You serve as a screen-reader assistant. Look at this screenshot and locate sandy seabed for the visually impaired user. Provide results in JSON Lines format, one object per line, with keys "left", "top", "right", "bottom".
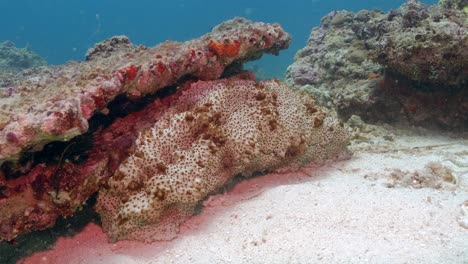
{"left": 20, "top": 126, "right": 468, "bottom": 264}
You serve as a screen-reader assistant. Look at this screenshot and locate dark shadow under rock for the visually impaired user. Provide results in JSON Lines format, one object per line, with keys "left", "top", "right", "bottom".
{"left": 0, "top": 195, "right": 99, "bottom": 264}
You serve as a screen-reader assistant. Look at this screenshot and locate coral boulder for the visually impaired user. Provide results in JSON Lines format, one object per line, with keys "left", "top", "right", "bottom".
{"left": 286, "top": 0, "right": 467, "bottom": 129}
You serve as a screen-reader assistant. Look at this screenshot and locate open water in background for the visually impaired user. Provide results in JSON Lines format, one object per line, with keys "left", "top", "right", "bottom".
{"left": 0, "top": 0, "right": 437, "bottom": 78}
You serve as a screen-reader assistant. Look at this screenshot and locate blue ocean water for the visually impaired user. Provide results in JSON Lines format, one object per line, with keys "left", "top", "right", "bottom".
{"left": 0, "top": 0, "right": 438, "bottom": 77}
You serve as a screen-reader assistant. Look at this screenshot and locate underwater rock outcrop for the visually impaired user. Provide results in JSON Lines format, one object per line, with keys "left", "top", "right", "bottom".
{"left": 286, "top": 0, "right": 467, "bottom": 129}
{"left": 0, "top": 17, "right": 290, "bottom": 166}
{"left": 0, "top": 41, "right": 47, "bottom": 73}
{"left": 96, "top": 74, "right": 349, "bottom": 242}
{"left": 0, "top": 41, "right": 47, "bottom": 88}
{"left": 0, "top": 18, "right": 292, "bottom": 241}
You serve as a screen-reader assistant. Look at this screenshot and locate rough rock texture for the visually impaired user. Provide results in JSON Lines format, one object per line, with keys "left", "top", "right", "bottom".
{"left": 0, "top": 97, "right": 170, "bottom": 241}
{"left": 96, "top": 75, "right": 350, "bottom": 242}
{"left": 286, "top": 0, "right": 467, "bottom": 129}
{"left": 0, "top": 17, "right": 290, "bottom": 165}
{"left": 0, "top": 18, "right": 291, "bottom": 241}
{"left": 0, "top": 41, "right": 47, "bottom": 88}
{"left": 374, "top": 0, "right": 467, "bottom": 86}
{"left": 0, "top": 41, "right": 47, "bottom": 74}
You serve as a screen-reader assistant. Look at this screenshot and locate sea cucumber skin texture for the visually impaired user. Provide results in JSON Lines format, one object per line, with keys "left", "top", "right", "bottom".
{"left": 96, "top": 76, "right": 349, "bottom": 243}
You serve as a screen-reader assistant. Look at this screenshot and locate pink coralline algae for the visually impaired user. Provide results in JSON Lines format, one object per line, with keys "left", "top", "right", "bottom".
{"left": 0, "top": 17, "right": 290, "bottom": 165}
{"left": 0, "top": 98, "right": 170, "bottom": 241}
{"left": 0, "top": 18, "right": 292, "bottom": 241}
{"left": 96, "top": 75, "right": 349, "bottom": 242}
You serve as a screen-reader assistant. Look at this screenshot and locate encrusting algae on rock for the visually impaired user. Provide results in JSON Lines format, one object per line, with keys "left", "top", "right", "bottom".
{"left": 96, "top": 74, "right": 350, "bottom": 242}
{"left": 0, "top": 17, "right": 351, "bottom": 243}
{"left": 286, "top": 0, "right": 467, "bottom": 130}
{"left": 0, "top": 18, "right": 292, "bottom": 241}
{"left": 0, "top": 17, "right": 290, "bottom": 166}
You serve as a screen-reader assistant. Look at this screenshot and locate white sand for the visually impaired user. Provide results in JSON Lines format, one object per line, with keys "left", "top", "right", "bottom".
{"left": 23, "top": 127, "right": 468, "bottom": 264}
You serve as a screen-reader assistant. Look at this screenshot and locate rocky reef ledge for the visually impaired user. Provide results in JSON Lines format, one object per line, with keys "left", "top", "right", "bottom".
{"left": 0, "top": 18, "right": 350, "bottom": 242}
{"left": 0, "top": 41, "right": 47, "bottom": 88}
{"left": 286, "top": 0, "right": 467, "bottom": 130}
{"left": 0, "top": 17, "right": 290, "bottom": 165}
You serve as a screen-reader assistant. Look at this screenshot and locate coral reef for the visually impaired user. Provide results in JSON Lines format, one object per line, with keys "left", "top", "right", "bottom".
{"left": 0, "top": 17, "right": 290, "bottom": 166}
{"left": 374, "top": 0, "right": 467, "bottom": 86}
{"left": 96, "top": 75, "right": 349, "bottom": 242}
{"left": 286, "top": 0, "right": 467, "bottom": 129}
{"left": 0, "top": 41, "right": 46, "bottom": 74}
{"left": 0, "top": 18, "right": 292, "bottom": 241}
{"left": 0, "top": 41, "right": 47, "bottom": 88}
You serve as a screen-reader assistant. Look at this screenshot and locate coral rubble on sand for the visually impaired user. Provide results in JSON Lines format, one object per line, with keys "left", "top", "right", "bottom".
{"left": 286, "top": 0, "right": 467, "bottom": 129}
{"left": 96, "top": 75, "right": 349, "bottom": 242}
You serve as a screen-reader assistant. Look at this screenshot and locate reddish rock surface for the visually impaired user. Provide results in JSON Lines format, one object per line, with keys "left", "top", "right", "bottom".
{"left": 0, "top": 18, "right": 290, "bottom": 241}
{"left": 0, "top": 17, "right": 290, "bottom": 165}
